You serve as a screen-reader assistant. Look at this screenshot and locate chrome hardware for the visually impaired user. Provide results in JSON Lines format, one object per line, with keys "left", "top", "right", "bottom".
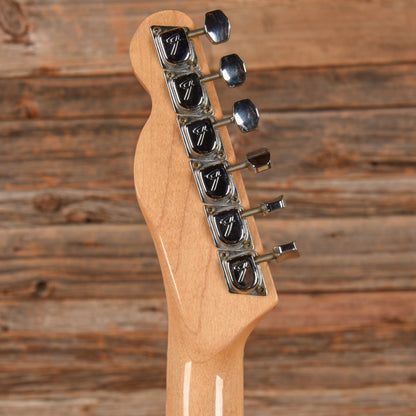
{"left": 212, "top": 99, "right": 259, "bottom": 132}
{"left": 205, "top": 205, "right": 253, "bottom": 249}
{"left": 188, "top": 10, "right": 230, "bottom": 44}
{"left": 205, "top": 197, "right": 284, "bottom": 249}
{"left": 241, "top": 195, "right": 285, "bottom": 218}
{"left": 219, "top": 250, "right": 267, "bottom": 296}
{"left": 200, "top": 54, "right": 246, "bottom": 87}
{"left": 255, "top": 242, "right": 300, "bottom": 265}
{"left": 151, "top": 10, "right": 299, "bottom": 297}
{"left": 227, "top": 148, "right": 271, "bottom": 174}
{"left": 178, "top": 115, "right": 225, "bottom": 158}
{"left": 192, "top": 160, "right": 239, "bottom": 204}
{"left": 167, "top": 55, "right": 246, "bottom": 111}
{"left": 152, "top": 10, "right": 230, "bottom": 68}
{"left": 165, "top": 71, "right": 212, "bottom": 113}
{"left": 192, "top": 149, "right": 270, "bottom": 203}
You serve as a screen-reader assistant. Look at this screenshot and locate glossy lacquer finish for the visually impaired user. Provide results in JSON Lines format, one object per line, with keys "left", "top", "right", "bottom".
{"left": 130, "top": 10, "right": 277, "bottom": 415}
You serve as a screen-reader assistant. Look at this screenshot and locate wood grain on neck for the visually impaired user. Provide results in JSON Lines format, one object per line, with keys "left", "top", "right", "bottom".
{"left": 130, "top": 10, "right": 278, "bottom": 415}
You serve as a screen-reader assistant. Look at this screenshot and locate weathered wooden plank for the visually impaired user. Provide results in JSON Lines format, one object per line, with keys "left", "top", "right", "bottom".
{"left": 0, "top": 75, "right": 149, "bottom": 120}
{"left": 0, "top": 292, "right": 415, "bottom": 333}
{"left": 1, "top": 216, "right": 415, "bottom": 298}
{"left": 2, "top": 173, "right": 416, "bottom": 230}
{"left": 0, "top": 224, "right": 155, "bottom": 260}
{"left": 1, "top": 251, "right": 415, "bottom": 300}
{"left": 3, "top": 108, "right": 415, "bottom": 175}
{"left": 1, "top": 1, "right": 416, "bottom": 77}
{"left": 0, "top": 257, "right": 163, "bottom": 299}
{"left": 1, "top": 109, "right": 416, "bottom": 221}
{"left": 2, "top": 64, "right": 416, "bottom": 121}
{"left": 1, "top": 385, "right": 415, "bottom": 416}
{"left": 243, "top": 108, "right": 416, "bottom": 183}
{"left": 0, "top": 325, "right": 414, "bottom": 393}
{"left": 0, "top": 189, "right": 144, "bottom": 227}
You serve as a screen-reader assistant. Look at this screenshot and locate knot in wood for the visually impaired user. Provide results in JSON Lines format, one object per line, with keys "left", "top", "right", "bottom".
{"left": 0, "top": 0, "right": 28, "bottom": 37}
{"left": 33, "top": 193, "right": 62, "bottom": 213}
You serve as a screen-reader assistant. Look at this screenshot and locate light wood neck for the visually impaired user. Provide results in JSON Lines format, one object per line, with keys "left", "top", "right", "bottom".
{"left": 130, "top": 10, "right": 278, "bottom": 415}
{"left": 166, "top": 316, "right": 247, "bottom": 416}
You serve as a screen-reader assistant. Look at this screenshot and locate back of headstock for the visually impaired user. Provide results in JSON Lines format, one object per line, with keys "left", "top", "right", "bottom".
{"left": 130, "top": 9, "right": 298, "bottom": 415}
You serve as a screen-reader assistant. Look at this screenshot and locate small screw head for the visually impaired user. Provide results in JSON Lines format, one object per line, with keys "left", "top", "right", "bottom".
{"left": 206, "top": 206, "right": 216, "bottom": 214}
{"left": 166, "top": 71, "right": 174, "bottom": 80}
{"left": 190, "top": 61, "right": 198, "bottom": 70}
{"left": 204, "top": 105, "right": 212, "bottom": 114}
{"left": 217, "top": 150, "right": 226, "bottom": 160}
{"left": 152, "top": 27, "right": 161, "bottom": 35}
{"left": 220, "top": 251, "right": 229, "bottom": 259}
{"left": 192, "top": 160, "right": 202, "bottom": 169}
{"left": 243, "top": 240, "right": 251, "bottom": 249}
{"left": 256, "top": 285, "right": 266, "bottom": 295}
{"left": 230, "top": 195, "right": 239, "bottom": 204}
{"left": 179, "top": 116, "right": 188, "bottom": 125}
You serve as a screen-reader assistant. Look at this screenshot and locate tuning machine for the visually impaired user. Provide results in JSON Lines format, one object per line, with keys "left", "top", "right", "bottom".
{"left": 152, "top": 10, "right": 230, "bottom": 68}
{"left": 219, "top": 242, "right": 299, "bottom": 296}
{"left": 178, "top": 99, "right": 260, "bottom": 158}
{"left": 192, "top": 149, "right": 271, "bottom": 203}
{"left": 165, "top": 54, "right": 247, "bottom": 112}
{"left": 205, "top": 196, "right": 285, "bottom": 249}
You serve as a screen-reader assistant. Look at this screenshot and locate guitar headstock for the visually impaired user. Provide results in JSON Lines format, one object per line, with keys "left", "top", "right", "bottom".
{"left": 130, "top": 10, "right": 298, "bottom": 358}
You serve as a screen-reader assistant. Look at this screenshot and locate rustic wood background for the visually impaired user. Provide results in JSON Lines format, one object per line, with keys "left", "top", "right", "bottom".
{"left": 1, "top": 0, "right": 416, "bottom": 415}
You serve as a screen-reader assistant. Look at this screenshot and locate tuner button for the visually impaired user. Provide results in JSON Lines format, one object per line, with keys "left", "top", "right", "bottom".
{"left": 227, "top": 148, "right": 271, "bottom": 174}
{"left": 233, "top": 99, "right": 260, "bottom": 132}
{"left": 200, "top": 164, "right": 231, "bottom": 200}
{"left": 212, "top": 99, "right": 260, "bottom": 133}
{"left": 246, "top": 148, "right": 271, "bottom": 173}
{"left": 188, "top": 10, "right": 230, "bottom": 44}
{"left": 262, "top": 196, "right": 286, "bottom": 214}
{"left": 200, "top": 54, "right": 246, "bottom": 88}
{"left": 241, "top": 195, "right": 285, "bottom": 218}
{"left": 220, "top": 54, "right": 246, "bottom": 87}
{"left": 229, "top": 254, "right": 258, "bottom": 291}
{"left": 255, "top": 242, "right": 300, "bottom": 265}
{"left": 205, "top": 10, "right": 230, "bottom": 43}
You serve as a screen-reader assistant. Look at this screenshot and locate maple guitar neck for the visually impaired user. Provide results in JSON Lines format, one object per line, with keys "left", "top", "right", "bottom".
{"left": 166, "top": 315, "right": 246, "bottom": 415}
{"left": 130, "top": 9, "right": 298, "bottom": 416}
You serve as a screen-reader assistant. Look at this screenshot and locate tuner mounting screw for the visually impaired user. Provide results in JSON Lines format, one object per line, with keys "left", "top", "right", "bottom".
{"left": 152, "top": 26, "right": 161, "bottom": 35}
{"left": 230, "top": 195, "right": 239, "bottom": 204}
{"left": 243, "top": 240, "right": 252, "bottom": 249}
{"left": 256, "top": 285, "right": 265, "bottom": 295}
{"left": 217, "top": 150, "right": 226, "bottom": 159}
{"left": 166, "top": 71, "right": 174, "bottom": 80}
{"left": 179, "top": 117, "right": 188, "bottom": 125}
{"left": 206, "top": 206, "right": 216, "bottom": 214}
{"left": 220, "top": 251, "right": 229, "bottom": 259}
{"left": 190, "top": 61, "right": 198, "bottom": 70}
{"left": 192, "top": 160, "right": 202, "bottom": 169}
{"left": 203, "top": 105, "right": 212, "bottom": 114}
